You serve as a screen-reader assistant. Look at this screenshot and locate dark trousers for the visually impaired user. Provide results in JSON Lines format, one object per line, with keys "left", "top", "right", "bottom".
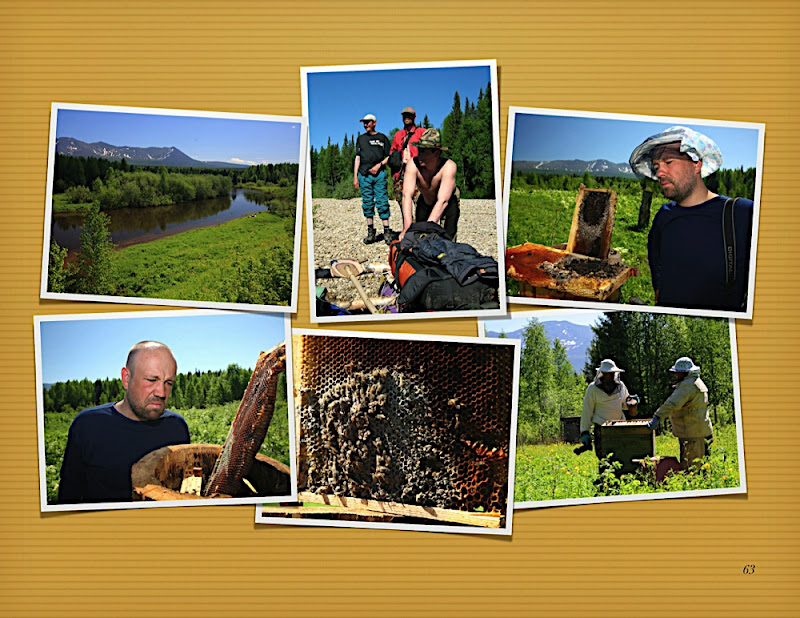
{"left": 414, "top": 188, "right": 460, "bottom": 240}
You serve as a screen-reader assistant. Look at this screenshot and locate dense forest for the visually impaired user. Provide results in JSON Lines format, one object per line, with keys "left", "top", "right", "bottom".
{"left": 310, "top": 85, "right": 495, "bottom": 199}
{"left": 43, "top": 364, "right": 287, "bottom": 414}
{"left": 511, "top": 313, "right": 735, "bottom": 445}
{"left": 54, "top": 153, "right": 299, "bottom": 193}
{"left": 510, "top": 165, "right": 757, "bottom": 202}
{"left": 53, "top": 153, "right": 300, "bottom": 210}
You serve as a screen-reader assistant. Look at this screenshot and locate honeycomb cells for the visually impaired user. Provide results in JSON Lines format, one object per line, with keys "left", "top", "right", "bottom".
{"left": 203, "top": 343, "right": 286, "bottom": 497}
{"left": 295, "top": 334, "right": 514, "bottom": 514}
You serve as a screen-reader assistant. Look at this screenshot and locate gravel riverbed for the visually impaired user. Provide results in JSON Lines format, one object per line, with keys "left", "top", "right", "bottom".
{"left": 311, "top": 198, "right": 501, "bottom": 305}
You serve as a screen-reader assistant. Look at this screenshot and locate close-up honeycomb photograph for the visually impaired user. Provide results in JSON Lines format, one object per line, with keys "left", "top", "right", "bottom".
{"left": 257, "top": 331, "right": 519, "bottom": 534}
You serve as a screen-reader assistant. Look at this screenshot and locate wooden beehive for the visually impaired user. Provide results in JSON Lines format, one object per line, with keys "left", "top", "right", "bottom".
{"left": 560, "top": 416, "right": 581, "bottom": 444}
{"left": 131, "top": 444, "right": 290, "bottom": 501}
{"left": 505, "top": 242, "right": 634, "bottom": 301}
{"left": 566, "top": 186, "right": 617, "bottom": 259}
{"left": 595, "top": 420, "right": 655, "bottom": 475}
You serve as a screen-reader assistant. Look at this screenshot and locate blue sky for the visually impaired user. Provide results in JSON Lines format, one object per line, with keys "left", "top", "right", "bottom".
{"left": 483, "top": 310, "right": 605, "bottom": 336}
{"left": 306, "top": 64, "right": 493, "bottom": 150}
{"left": 56, "top": 108, "right": 302, "bottom": 165}
{"left": 512, "top": 113, "right": 760, "bottom": 170}
{"left": 39, "top": 313, "right": 286, "bottom": 383}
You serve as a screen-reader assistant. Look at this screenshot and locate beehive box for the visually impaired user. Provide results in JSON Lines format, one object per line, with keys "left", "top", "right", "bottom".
{"left": 131, "top": 444, "right": 290, "bottom": 500}
{"left": 595, "top": 419, "right": 655, "bottom": 475}
{"left": 506, "top": 242, "right": 634, "bottom": 301}
{"left": 561, "top": 416, "right": 581, "bottom": 443}
{"left": 293, "top": 333, "right": 514, "bottom": 525}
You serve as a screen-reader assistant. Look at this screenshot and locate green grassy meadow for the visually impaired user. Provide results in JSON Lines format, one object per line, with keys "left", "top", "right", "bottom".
{"left": 43, "top": 401, "right": 290, "bottom": 504}
{"left": 506, "top": 187, "right": 658, "bottom": 303}
{"left": 114, "top": 211, "right": 294, "bottom": 304}
{"left": 52, "top": 193, "right": 95, "bottom": 213}
{"left": 513, "top": 423, "right": 741, "bottom": 503}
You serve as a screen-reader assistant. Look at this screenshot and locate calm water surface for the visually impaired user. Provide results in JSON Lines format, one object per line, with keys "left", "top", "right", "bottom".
{"left": 52, "top": 189, "right": 280, "bottom": 252}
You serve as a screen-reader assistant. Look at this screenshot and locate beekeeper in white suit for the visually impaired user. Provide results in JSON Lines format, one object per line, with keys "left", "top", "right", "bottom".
{"left": 647, "top": 356, "right": 714, "bottom": 470}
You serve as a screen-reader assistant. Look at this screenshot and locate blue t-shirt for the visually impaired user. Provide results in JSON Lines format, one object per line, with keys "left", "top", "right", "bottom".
{"left": 58, "top": 403, "right": 190, "bottom": 504}
{"left": 647, "top": 195, "right": 753, "bottom": 311}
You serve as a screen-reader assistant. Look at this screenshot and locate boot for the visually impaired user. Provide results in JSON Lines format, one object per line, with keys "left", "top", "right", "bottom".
{"left": 383, "top": 228, "right": 396, "bottom": 244}
{"left": 363, "top": 226, "right": 377, "bottom": 244}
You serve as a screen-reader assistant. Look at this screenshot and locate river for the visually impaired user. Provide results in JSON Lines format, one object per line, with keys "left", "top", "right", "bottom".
{"left": 51, "top": 188, "right": 288, "bottom": 252}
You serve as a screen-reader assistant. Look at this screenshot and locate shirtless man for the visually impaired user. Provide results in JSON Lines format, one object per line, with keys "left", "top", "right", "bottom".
{"left": 400, "top": 128, "right": 460, "bottom": 240}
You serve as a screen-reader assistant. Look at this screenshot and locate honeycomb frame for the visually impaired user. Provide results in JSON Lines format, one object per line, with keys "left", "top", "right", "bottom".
{"left": 293, "top": 332, "right": 516, "bottom": 525}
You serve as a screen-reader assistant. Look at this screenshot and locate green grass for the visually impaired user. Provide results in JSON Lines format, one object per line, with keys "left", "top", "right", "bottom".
{"left": 43, "top": 401, "right": 290, "bottom": 505}
{"left": 513, "top": 423, "right": 740, "bottom": 503}
{"left": 114, "top": 211, "right": 294, "bottom": 304}
{"left": 52, "top": 193, "right": 95, "bottom": 213}
{"left": 506, "top": 187, "right": 659, "bottom": 304}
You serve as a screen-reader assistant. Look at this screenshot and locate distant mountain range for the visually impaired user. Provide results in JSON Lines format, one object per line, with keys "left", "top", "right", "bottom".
{"left": 486, "top": 320, "right": 595, "bottom": 374}
{"left": 513, "top": 158, "right": 635, "bottom": 178}
{"left": 55, "top": 137, "right": 248, "bottom": 169}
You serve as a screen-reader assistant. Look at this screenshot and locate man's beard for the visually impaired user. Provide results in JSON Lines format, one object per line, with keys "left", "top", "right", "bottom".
{"left": 662, "top": 174, "right": 697, "bottom": 204}
{"left": 128, "top": 396, "right": 166, "bottom": 421}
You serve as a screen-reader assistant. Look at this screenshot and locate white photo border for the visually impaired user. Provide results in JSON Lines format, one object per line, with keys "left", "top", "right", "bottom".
{"left": 301, "top": 60, "right": 507, "bottom": 324}
{"left": 34, "top": 308, "right": 298, "bottom": 512}
{"left": 40, "top": 102, "right": 307, "bottom": 314}
{"left": 255, "top": 327, "right": 520, "bottom": 536}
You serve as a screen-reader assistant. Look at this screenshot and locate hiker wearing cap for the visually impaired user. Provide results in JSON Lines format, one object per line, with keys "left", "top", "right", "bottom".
{"left": 647, "top": 357, "right": 713, "bottom": 471}
{"left": 400, "top": 128, "right": 460, "bottom": 241}
{"left": 354, "top": 114, "right": 394, "bottom": 245}
{"left": 389, "top": 107, "right": 426, "bottom": 199}
{"left": 629, "top": 126, "right": 754, "bottom": 312}
{"left": 579, "top": 359, "right": 638, "bottom": 454}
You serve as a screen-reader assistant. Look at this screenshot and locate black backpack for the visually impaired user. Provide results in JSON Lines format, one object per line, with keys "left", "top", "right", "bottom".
{"left": 389, "top": 222, "right": 499, "bottom": 312}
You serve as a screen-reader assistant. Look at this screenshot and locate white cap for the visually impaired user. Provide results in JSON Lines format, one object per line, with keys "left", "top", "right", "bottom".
{"left": 359, "top": 114, "right": 377, "bottom": 122}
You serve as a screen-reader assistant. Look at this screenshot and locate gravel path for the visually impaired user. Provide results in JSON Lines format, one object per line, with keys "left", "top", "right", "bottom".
{"left": 312, "top": 198, "right": 500, "bottom": 305}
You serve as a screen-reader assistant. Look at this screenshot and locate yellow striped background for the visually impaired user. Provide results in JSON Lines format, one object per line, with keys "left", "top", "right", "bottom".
{"left": 1, "top": 1, "right": 798, "bottom": 615}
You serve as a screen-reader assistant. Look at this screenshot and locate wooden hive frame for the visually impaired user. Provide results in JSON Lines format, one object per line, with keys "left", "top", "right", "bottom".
{"left": 566, "top": 186, "right": 618, "bottom": 259}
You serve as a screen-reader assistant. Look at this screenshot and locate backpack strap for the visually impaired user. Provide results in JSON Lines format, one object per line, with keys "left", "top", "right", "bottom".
{"left": 722, "top": 198, "right": 738, "bottom": 288}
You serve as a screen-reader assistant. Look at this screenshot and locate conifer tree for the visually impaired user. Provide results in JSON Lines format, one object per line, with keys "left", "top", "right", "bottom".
{"left": 75, "top": 205, "right": 116, "bottom": 295}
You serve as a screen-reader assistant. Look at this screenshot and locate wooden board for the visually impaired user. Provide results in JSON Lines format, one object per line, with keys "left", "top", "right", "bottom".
{"left": 506, "top": 242, "right": 634, "bottom": 300}
{"left": 260, "top": 504, "right": 399, "bottom": 522}
{"left": 298, "top": 491, "right": 503, "bottom": 528}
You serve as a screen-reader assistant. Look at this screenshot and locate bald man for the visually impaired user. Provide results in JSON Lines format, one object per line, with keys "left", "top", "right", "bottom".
{"left": 58, "top": 341, "right": 190, "bottom": 504}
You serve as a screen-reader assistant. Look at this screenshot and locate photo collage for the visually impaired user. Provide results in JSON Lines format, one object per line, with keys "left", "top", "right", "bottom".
{"left": 35, "top": 60, "right": 763, "bottom": 536}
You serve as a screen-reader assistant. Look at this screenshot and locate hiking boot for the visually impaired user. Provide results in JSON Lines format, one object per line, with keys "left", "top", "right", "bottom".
{"left": 383, "top": 228, "right": 396, "bottom": 244}
{"left": 363, "top": 226, "right": 377, "bottom": 244}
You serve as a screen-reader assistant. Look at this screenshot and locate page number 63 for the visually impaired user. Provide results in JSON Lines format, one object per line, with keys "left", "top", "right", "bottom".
{"left": 743, "top": 564, "right": 756, "bottom": 574}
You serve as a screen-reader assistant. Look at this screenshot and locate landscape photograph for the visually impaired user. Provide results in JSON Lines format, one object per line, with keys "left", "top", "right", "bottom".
{"left": 480, "top": 309, "right": 745, "bottom": 508}
{"left": 35, "top": 310, "right": 295, "bottom": 511}
{"left": 41, "top": 104, "right": 305, "bottom": 310}
{"left": 302, "top": 61, "right": 505, "bottom": 322}
{"left": 504, "top": 108, "right": 764, "bottom": 319}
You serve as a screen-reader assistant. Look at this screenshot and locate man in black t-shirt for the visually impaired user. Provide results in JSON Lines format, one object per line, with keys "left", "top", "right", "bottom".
{"left": 353, "top": 113, "right": 394, "bottom": 244}
{"left": 58, "top": 341, "right": 190, "bottom": 504}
